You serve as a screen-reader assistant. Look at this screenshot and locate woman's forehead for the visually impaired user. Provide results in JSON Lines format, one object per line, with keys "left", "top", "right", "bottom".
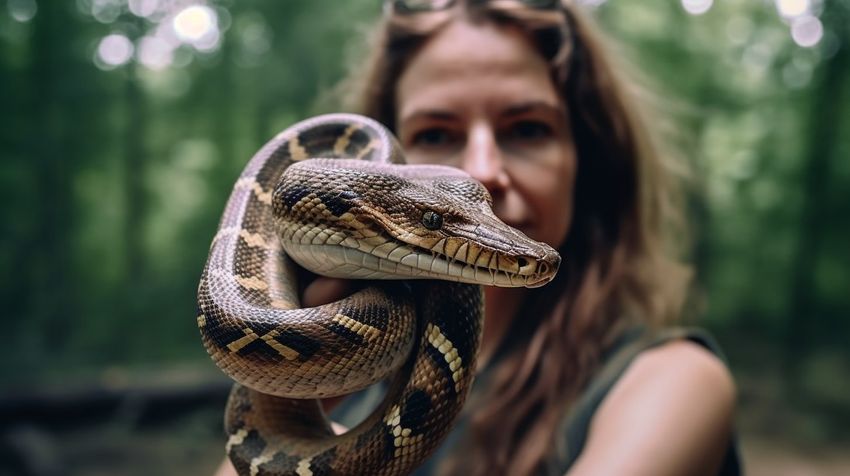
{"left": 396, "top": 20, "right": 563, "bottom": 119}
{"left": 405, "top": 20, "right": 548, "bottom": 77}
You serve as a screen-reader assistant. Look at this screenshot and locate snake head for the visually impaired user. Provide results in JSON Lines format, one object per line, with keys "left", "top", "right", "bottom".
{"left": 274, "top": 159, "right": 560, "bottom": 288}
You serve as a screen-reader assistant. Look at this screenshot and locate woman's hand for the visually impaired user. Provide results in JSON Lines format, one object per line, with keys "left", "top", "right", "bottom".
{"left": 302, "top": 276, "right": 353, "bottom": 308}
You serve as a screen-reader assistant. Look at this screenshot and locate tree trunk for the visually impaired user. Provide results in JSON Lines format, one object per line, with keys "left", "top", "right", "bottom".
{"left": 783, "top": 5, "right": 849, "bottom": 399}
{"left": 28, "top": 1, "right": 76, "bottom": 352}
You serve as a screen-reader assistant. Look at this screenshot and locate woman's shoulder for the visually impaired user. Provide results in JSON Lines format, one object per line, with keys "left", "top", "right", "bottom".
{"left": 625, "top": 337, "right": 735, "bottom": 394}
{"left": 590, "top": 339, "right": 734, "bottom": 463}
{"left": 562, "top": 328, "right": 739, "bottom": 476}
{"left": 614, "top": 330, "right": 736, "bottom": 407}
{"left": 600, "top": 339, "right": 736, "bottom": 442}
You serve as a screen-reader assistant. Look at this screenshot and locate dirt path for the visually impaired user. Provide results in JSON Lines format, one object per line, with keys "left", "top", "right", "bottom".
{"left": 742, "top": 437, "right": 850, "bottom": 476}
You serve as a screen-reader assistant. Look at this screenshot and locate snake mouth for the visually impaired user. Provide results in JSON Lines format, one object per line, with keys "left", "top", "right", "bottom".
{"left": 280, "top": 227, "right": 559, "bottom": 288}
{"left": 402, "top": 242, "right": 560, "bottom": 288}
{"left": 396, "top": 247, "right": 556, "bottom": 287}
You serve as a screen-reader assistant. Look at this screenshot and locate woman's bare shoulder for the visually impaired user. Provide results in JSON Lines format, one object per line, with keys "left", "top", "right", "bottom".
{"left": 567, "top": 339, "right": 736, "bottom": 476}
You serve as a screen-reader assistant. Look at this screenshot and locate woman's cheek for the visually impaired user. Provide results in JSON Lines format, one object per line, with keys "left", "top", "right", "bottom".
{"left": 520, "top": 151, "right": 577, "bottom": 247}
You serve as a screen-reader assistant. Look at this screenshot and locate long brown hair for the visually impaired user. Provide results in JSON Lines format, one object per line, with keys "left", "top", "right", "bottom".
{"left": 340, "top": 1, "right": 691, "bottom": 474}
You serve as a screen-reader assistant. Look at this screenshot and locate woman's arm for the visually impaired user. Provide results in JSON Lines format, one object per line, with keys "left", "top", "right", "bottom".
{"left": 567, "top": 340, "right": 736, "bottom": 476}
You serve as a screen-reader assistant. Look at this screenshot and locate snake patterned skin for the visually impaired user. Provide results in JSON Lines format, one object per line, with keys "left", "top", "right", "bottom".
{"left": 197, "top": 113, "right": 561, "bottom": 475}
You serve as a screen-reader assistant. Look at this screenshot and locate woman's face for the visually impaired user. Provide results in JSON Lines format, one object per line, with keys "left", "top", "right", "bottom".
{"left": 396, "top": 20, "right": 577, "bottom": 249}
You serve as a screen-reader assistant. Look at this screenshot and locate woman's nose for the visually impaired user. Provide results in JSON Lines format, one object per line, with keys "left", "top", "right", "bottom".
{"left": 461, "top": 124, "right": 508, "bottom": 192}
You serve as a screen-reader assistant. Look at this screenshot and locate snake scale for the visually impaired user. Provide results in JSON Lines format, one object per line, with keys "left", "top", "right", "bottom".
{"left": 197, "top": 113, "right": 561, "bottom": 475}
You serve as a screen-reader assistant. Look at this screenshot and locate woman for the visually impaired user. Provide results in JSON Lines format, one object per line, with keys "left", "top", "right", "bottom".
{"left": 219, "top": 1, "right": 738, "bottom": 474}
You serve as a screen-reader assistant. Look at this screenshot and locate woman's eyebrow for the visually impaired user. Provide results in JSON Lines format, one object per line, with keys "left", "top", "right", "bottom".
{"left": 399, "top": 109, "right": 458, "bottom": 124}
{"left": 500, "top": 100, "right": 565, "bottom": 118}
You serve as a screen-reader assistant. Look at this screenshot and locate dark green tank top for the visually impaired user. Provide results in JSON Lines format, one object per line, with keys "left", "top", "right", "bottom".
{"left": 330, "top": 326, "right": 742, "bottom": 475}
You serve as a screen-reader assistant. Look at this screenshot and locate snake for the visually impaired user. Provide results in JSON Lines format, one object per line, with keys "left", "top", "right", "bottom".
{"left": 196, "top": 113, "right": 561, "bottom": 475}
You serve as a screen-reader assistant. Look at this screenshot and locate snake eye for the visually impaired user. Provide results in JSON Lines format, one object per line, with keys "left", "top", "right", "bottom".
{"left": 421, "top": 210, "right": 443, "bottom": 230}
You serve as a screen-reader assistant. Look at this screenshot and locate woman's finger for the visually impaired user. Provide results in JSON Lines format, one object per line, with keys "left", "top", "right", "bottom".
{"left": 302, "top": 276, "right": 352, "bottom": 307}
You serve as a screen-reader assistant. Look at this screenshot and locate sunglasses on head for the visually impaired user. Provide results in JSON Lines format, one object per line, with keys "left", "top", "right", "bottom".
{"left": 384, "top": 0, "right": 561, "bottom": 15}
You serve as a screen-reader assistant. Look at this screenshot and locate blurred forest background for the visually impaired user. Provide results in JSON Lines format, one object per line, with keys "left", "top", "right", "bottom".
{"left": 1, "top": 0, "right": 849, "bottom": 474}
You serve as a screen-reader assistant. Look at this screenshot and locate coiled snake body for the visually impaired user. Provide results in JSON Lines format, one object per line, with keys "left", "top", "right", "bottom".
{"left": 197, "top": 114, "right": 560, "bottom": 475}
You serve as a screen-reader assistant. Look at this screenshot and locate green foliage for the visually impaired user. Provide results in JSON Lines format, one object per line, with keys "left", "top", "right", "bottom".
{"left": 1, "top": 0, "right": 848, "bottom": 433}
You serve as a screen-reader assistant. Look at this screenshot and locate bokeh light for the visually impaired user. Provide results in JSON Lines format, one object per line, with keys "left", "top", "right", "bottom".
{"left": 790, "top": 15, "right": 823, "bottom": 47}
{"left": 76, "top": 0, "right": 226, "bottom": 72}
{"left": 138, "top": 35, "right": 174, "bottom": 70}
{"left": 682, "top": 0, "right": 714, "bottom": 16}
{"left": 170, "top": 4, "right": 222, "bottom": 52}
{"left": 96, "top": 33, "right": 134, "bottom": 69}
{"left": 775, "top": 0, "right": 810, "bottom": 18}
{"left": 128, "top": 0, "right": 159, "bottom": 18}
{"left": 190, "top": 28, "right": 220, "bottom": 52}
{"left": 7, "top": 0, "right": 38, "bottom": 22}
{"left": 173, "top": 5, "right": 216, "bottom": 39}
{"left": 173, "top": 6, "right": 211, "bottom": 41}
{"left": 90, "top": 0, "right": 121, "bottom": 24}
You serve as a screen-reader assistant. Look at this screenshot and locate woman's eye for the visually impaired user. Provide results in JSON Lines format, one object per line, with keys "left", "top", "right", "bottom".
{"left": 411, "top": 128, "right": 455, "bottom": 147}
{"left": 508, "top": 120, "right": 553, "bottom": 141}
